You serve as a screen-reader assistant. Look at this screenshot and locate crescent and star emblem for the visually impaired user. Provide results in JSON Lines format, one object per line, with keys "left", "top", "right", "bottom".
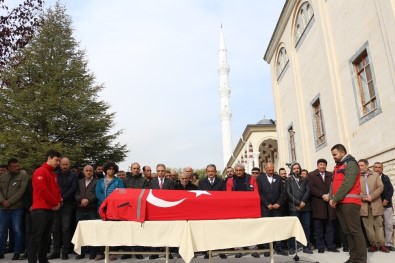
{"left": 146, "top": 189, "right": 211, "bottom": 208}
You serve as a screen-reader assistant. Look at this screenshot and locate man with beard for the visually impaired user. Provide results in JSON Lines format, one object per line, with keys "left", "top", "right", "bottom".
{"left": 329, "top": 144, "right": 367, "bottom": 263}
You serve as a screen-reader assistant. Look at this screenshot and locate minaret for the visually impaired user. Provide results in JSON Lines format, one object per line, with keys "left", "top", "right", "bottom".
{"left": 218, "top": 26, "right": 233, "bottom": 169}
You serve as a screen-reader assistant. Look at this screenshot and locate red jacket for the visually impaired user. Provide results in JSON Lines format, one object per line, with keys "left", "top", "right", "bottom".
{"left": 31, "top": 163, "right": 62, "bottom": 210}
{"left": 226, "top": 174, "right": 258, "bottom": 192}
{"left": 332, "top": 160, "right": 361, "bottom": 206}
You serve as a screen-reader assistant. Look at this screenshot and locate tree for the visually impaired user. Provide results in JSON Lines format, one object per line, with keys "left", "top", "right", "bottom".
{"left": 0, "top": 3, "right": 127, "bottom": 172}
{"left": 0, "top": 0, "right": 43, "bottom": 69}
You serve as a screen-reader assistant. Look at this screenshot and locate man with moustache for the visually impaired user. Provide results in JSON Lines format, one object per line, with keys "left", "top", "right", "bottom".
{"left": 74, "top": 165, "right": 98, "bottom": 260}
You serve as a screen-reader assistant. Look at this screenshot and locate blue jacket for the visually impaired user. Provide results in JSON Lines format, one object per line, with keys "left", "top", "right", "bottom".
{"left": 95, "top": 177, "right": 125, "bottom": 208}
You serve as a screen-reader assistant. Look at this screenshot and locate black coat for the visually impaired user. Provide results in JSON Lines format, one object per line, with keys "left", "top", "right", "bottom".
{"left": 148, "top": 177, "right": 174, "bottom": 190}
{"left": 256, "top": 173, "right": 284, "bottom": 207}
{"left": 381, "top": 173, "right": 394, "bottom": 208}
{"left": 308, "top": 169, "right": 336, "bottom": 220}
{"left": 198, "top": 177, "right": 226, "bottom": 191}
{"left": 285, "top": 175, "right": 311, "bottom": 212}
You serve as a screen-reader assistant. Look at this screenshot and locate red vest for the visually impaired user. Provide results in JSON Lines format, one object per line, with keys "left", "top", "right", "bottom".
{"left": 332, "top": 160, "right": 361, "bottom": 205}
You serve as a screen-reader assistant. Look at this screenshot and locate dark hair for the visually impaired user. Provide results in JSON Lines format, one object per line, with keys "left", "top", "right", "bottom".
{"left": 104, "top": 162, "right": 119, "bottom": 174}
{"left": 7, "top": 158, "right": 19, "bottom": 166}
{"left": 0, "top": 164, "right": 7, "bottom": 169}
{"left": 192, "top": 173, "right": 199, "bottom": 179}
{"left": 331, "top": 144, "right": 347, "bottom": 154}
{"left": 45, "top": 149, "right": 61, "bottom": 160}
{"left": 206, "top": 164, "right": 217, "bottom": 170}
{"left": 317, "top": 158, "right": 327, "bottom": 165}
{"left": 94, "top": 163, "right": 103, "bottom": 169}
{"left": 358, "top": 159, "right": 369, "bottom": 165}
{"left": 251, "top": 167, "right": 260, "bottom": 172}
{"left": 301, "top": 169, "right": 308, "bottom": 174}
{"left": 290, "top": 162, "right": 302, "bottom": 171}
{"left": 279, "top": 167, "right": 286, "bottom": 173}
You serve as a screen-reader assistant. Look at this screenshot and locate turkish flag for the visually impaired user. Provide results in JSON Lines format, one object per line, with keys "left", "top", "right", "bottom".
{"left": 99, "top": 189, "right": 261, "bottom": 222}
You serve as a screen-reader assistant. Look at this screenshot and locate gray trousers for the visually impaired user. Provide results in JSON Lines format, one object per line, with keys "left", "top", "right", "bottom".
{"left": 383, "top": 207, "right": 394, "bottom": 246}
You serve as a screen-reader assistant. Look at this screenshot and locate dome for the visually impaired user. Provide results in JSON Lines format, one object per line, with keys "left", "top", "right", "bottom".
{"left": 256, "top": 118, "right": 275, "bottom": 125}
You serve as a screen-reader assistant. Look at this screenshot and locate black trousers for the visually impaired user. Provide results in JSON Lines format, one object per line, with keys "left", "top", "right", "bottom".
{"left": 51, "top": 204, "right": 75, "bottom": 254}
{"left": 28, "top": 209, "right": 54, "bottom": 263}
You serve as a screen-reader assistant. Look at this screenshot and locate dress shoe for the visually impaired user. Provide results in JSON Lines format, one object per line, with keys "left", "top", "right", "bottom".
{"left": 135, "top": 254, "right": 144, "bottom": 259}
{"left": 48, "top": 253, "right": 60, "bottom": 259}
{"left": 204, "top": 254, "right": 209, "bottom": 259}
{"left": 109, "top": 254, "right": 117, "bottom": 261}
{"left": 318, "top": 248, "right": 324, "bottom": 253}
{"left": 0, "top": 254, "right": 4, "bottom": 259}
{"left": 276, "top": 248, "right": 288, "bottom": 256}
{"left": 19, "top": 252, "right": 28, "bottom": 260}
{"left": 95, "top": 254, "right": 104, "bottom": 261}
{"left": 343, "top": 246, "right": 349, "bottom": 252}
{"left": 219, "top": 253, "right": 227, "bottom": 259}
{"left": 379, "top": 245, "right": 389, "bottom": 253}
{"left": 12, "top": 253, "right": 20, "bottom": 260}
{"left": 328, "top": 248, "right": 340, "bottom": 253}
{"left": 386, "top": 246, "right": 395, "bottom": 251}
{"left": 62, "top": 253, "right": 69, "bottom": 260}
{"left": 368, "top": 245, "right": 378, "bottom": 252}
{"left": 149, "top": 254, "right": 158, "bottom": 260}
{"left": 288, "top": 249, "right": 296, "bottom": 255}
{"left": 235, "top": 253, "right": 242, "bottom": 258}
{"left": 251, "top": 252, "right": 260, "bottom": 258}
{"left": 303, "top": 247, "right": 313, "bottom": 254}
{"left": 263, "top": 252, "right": 270, "bottom": 257}
{"left": 76, "top": 254, "right": 85, "bottom": 260}
{"left": 121, "top": 254, "right": 131, "bottom": 259}
{"left": 168, "top": 253, "right": 173, "bottom": 259}
{"left": 89, "top": 254, "right": 96, "bottom": 260}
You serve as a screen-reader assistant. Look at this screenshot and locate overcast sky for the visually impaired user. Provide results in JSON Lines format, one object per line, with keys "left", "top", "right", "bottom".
{"left": 44, "top": 0, "right": 285, "bottom": 171}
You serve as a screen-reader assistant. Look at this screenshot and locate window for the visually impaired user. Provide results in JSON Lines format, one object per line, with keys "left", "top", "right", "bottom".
{"left": 276, "top": 47, "right": 289, "bottom": 80}
{"left": 288, "top": 126, "right": 296, "bottom": 162}
{"left": 295, "top": 1, "right": 314, "bottom": 48}
{"left": 349, "top": 43, "right": 381, "bottom": 124}
{"left": 311, "top": 97, "right": 326, "bottom": 148}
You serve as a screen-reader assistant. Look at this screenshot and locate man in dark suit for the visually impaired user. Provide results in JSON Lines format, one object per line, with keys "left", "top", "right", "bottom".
{"left": 256, "top": 162, "right": 287, "bottom": 257}
{"left": 198, "top": 164, "right": 227, "bottom": 259}
{"left": 148, "top": 164, "right": 174, "bottom": 260}
{"left": 198, "top": 164, "right": 226, "bottom": 191}
{"left": 308, "top": 159, "right": 340, "bottom": 253}
{"left": 148, "top": 164, "right": 174, "bottom": 190}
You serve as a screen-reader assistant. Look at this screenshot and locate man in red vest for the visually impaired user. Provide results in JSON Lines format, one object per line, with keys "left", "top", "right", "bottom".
{"left": 329, "top": 144, "right": 367, "bottom": 263}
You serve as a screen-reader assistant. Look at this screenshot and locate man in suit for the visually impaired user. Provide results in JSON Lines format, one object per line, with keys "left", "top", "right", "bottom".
{"left": 148, "top": 164, "right": 174, "bottom": 260}
{"left": 256, "top": 162, "right": 287, "bottom": 257}
{"left": 308, "top": 159, "right": 339, "bottom": 253}
{"left": 198, "top": 164, "right": 226, "bottom": 191}
{"left": 148, "top": 164, "right": 174, "bottom": 190}
{"left": 373, "top": 162, "right": 395, "bottom": 251}
{"left": 198, "top": 164, "right": 227, "bottom": 259}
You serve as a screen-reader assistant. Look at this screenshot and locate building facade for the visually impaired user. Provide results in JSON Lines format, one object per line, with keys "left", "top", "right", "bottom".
{"left": 264, "top": 0, "right": 395, "bottom": 197}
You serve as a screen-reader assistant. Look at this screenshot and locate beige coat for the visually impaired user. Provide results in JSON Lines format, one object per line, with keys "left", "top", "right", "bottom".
{"left": 360, "top": 170, "right": 384, "bottom": 216}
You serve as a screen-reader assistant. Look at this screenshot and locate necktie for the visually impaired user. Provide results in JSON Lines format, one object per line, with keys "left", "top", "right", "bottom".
{"left": 210, "top": 179, "right": 214, "bottom": 185}
{"left": 321, "top": 173, "right": 325, "bottom": 182}
{"left": 159, "top": 178, "right": 163, "bottom": 189}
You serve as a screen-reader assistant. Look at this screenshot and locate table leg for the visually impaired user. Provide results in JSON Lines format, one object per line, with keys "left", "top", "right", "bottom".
{"left": 269, "top": 242, "right": 274, "bottom": 263}
{"left": 104, "top": 246, "right": 109, "bottom": 263}
{"left": 165, "top": 246, "right": 169, "bottom": 263}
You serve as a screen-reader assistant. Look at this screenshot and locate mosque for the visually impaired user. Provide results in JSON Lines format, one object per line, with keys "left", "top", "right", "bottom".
{"left": 221, "top": 0, "right": 395, "bottom": 206}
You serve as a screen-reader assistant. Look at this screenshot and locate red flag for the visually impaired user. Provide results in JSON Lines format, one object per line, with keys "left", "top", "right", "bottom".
{"left": 99, "top": 189, "right": 260, "bottom": 222}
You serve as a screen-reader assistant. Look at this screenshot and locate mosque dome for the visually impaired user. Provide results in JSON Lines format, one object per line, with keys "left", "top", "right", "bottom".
{"left": 256, "top": 118, "right": 276, "bottom": 125}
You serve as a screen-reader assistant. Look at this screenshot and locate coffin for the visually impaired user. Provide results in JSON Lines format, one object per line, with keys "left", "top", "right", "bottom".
{"left": 99, "top": 188, "right": 260, "bottom": 222}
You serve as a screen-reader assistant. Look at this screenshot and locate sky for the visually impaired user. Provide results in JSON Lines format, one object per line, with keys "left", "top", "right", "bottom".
{"left": 42, "top": 0, "right": 285, "bottom": 171}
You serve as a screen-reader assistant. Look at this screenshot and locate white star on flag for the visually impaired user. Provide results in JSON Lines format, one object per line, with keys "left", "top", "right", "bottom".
{"left": 188, "top": 190, "right": 211, "bottom": 197}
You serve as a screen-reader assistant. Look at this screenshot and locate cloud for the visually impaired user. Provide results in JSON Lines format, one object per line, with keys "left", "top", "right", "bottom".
{"left": 48, "top": 0, "right": 285, "bottom": 170}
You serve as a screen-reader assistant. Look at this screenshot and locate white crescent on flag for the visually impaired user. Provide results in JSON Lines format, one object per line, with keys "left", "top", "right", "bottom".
{"left": 146, "top": 189, "right": 186, "bottom": 208}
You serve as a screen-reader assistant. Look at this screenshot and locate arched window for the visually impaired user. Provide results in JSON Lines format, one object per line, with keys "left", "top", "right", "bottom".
{"left": 276, "top": 47, "right": 289, "bottom": 80}
{"left": 295, "top": 1, "right": 314, "bottom": 47}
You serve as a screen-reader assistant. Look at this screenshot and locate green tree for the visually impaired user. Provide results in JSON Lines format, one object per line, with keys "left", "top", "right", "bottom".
{"left": 0, "top": 3, "right": 127, "bottom": 172}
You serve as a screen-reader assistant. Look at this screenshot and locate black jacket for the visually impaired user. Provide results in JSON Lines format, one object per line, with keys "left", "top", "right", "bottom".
{"left": 285, "top": 174, "right": 311, "bottom": 211}
{"left": 381, "top": 173, "right": 394, "bottom": 208}
{"left": 256, "top": 173, "right": 284, "bottom": 207}
{"left": 198, "top": 177, "right": 226, "bottom": 191}
{"left": 56, "top": 170, "right": 78, "bottom": 204}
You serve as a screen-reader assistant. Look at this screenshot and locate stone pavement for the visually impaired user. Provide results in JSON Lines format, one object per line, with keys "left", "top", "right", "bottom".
{"left": 1, "top": 249, "right": 393, "bottom": 263}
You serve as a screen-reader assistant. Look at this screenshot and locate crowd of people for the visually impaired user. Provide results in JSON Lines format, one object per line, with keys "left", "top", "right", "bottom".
{"left": 0, "top": 144, "right": 394, "bottom": 263}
